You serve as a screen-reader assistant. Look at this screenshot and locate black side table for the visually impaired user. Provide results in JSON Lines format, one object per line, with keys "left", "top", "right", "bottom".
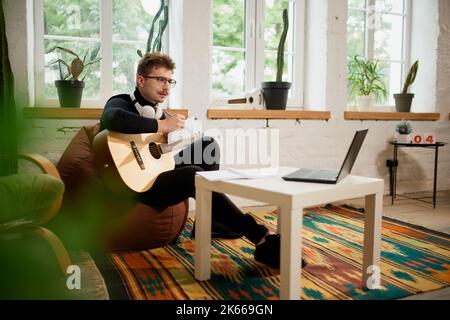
{"left": 388, "top": 141, "right": 447, "bottom": 208}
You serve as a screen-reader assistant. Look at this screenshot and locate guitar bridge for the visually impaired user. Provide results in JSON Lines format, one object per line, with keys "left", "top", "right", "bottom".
{"left": 130, "top": 141, "right": 145, "bottom": 170}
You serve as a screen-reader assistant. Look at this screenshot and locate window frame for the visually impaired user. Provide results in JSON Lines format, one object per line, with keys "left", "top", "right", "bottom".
{"left": 211, "top": 0, "right": 305, "bottom": 108}
{"left": 348, "top": 0, "right": 412, "bottom": 107}
{"left": 34, "top": 0, "right": 169, "bottom": 108}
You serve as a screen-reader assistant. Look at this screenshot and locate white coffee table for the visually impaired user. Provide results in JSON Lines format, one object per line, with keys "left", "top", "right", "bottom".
{"left": 194, "top": 167, "right": 384, "bottom": 300}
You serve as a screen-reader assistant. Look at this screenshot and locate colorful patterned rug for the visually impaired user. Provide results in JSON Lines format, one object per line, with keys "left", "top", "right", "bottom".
{"left": 94, "top": 204, "right": 450, "bottom": 300}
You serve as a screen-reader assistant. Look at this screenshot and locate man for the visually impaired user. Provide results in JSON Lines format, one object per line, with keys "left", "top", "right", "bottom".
{"left": 100, "top": 52, "right": 306, "bottom": 269}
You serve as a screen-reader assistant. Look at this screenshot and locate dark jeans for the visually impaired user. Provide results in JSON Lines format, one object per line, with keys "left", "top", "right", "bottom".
{"left": 137, "top": 136, "right": 268, "bottom": 244}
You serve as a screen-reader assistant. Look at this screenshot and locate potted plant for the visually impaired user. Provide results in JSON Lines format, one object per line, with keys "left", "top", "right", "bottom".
{"left": 46, "top": 44, "right": 101, "bottom": 108}
{"left": 137, "top": 0, "right": 168, "bottom": 57}
{"left": 395, "top": 120, "right": 412, "bottom": 143}
{"left": 347, "top": 55, "right": 388, "bottom": 111}
{"left": 261, "top": 8, "right": 291, "bottom": 110}
{"left": 394, "top": 60, "right": 418, "bottom": 112}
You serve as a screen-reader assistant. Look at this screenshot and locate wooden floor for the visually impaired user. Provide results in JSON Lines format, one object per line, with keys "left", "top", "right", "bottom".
{"left": 340, "top": 190, "right": 450, "bottom": 300}
{"left": 339, "top": 190, "right": 450, "bottom": 234}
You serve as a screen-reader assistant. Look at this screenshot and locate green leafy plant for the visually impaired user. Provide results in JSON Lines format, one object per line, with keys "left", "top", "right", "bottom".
{"left": 46, "top": 44, "right": 101, "bottom": 81}
{"left": 395, "top": 120, "right": 412, "bottom": 134}
{"left": 402, "top": 60, "right": 419, "bottom": 94}
{"left": 347, "top": 55, "right": 388, "bottom": 103}
{"left": 276, "top": 8, "right": 289, "bottom": 82}
{"left": 137, "top": 0, "right": 168, "bottom": 57}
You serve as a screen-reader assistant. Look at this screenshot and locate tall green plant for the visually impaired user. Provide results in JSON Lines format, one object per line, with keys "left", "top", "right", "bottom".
{"left": 138, "top": 0, "right": 169, "bottom": 57}
{"left": 0, "top": 2, "right": 17, "bottom": 175}
{"left": 347, "top": 55, "right": 388, "bottom": 103}
{"left": 276, "top": 8, "right": 289, "bottom": 82}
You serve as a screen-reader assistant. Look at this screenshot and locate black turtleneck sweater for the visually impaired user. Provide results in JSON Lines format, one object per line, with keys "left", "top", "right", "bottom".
{"left": 100, "top": 88, "right": 166, "bottom": 134}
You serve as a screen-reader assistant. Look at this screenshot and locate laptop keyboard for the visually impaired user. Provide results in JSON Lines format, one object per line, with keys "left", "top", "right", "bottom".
{"left": 293, "top": 168, "right": 338, "bottom": 179}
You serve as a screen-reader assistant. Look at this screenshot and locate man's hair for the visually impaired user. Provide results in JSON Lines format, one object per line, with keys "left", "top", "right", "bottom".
{"left": 137, "top": 52, "right": 176, "bottom": 76}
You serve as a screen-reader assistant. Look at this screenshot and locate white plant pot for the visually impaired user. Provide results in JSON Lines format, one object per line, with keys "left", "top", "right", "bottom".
{"left": 397, "top": 134, "right": 411, "bottom": 143}
{"left": 358, "top": 95, "right": 373, "bottom": 111}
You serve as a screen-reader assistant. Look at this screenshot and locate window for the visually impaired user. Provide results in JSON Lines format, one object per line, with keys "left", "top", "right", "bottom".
{"left": 347, "top": 0, "right": 411, "bottom": 106}
{"left": 211, "top": 0, "right": 305, "bottom": 107}
{"left": 34, "top": 0, "right": 168, "bottom": 107}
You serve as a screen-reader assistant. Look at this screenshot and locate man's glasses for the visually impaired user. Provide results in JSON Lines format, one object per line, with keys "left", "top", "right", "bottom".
{"left": 140, "top": 75, "right": 177, "bottom": 88}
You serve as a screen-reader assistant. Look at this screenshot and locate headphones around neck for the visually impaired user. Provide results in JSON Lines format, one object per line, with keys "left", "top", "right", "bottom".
{"left": 130, "top": 92, "right": 163, "bottom": 119}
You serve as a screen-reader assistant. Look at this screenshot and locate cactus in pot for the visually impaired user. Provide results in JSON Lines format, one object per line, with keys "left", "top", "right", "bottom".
{"left": 394, "top": 60, "right": 418, "bottom": 112}
{"left": 261, "top": 8, "right": 291, "bottom": 110}
{"left": 276, "top": 8, "right": 289, "bottom": 83}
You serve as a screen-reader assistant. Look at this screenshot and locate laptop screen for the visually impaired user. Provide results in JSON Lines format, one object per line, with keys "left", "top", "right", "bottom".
{"left": 336, "top": 129, "right": 368, "bottom": 182}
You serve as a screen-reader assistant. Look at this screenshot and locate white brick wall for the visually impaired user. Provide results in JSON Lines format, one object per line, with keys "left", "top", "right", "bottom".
{"left": 20, "top": 119, "right": 98, "bottom": 163}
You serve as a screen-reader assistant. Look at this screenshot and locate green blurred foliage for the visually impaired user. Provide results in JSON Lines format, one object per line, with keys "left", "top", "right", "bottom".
{"left": 2, "top": 1, "right": 163, "bottom": 299}
{"left": 1, "top": 1, "right": 17, "bottom": 176}
{"left": 0, "top": 153, "right": 134, "bottom": 299}
{"left": 0, "top": 232, "right": 74, "bottom": 299}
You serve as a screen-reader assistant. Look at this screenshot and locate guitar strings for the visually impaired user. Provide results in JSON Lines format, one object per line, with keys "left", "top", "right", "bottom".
{"left": 149, "top": 144, "right": 161, "bottom": 156}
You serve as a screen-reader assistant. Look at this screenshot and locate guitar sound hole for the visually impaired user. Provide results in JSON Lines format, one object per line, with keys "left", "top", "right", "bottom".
{"left": 149, "top": 143, "right": 161, "bottom": 159}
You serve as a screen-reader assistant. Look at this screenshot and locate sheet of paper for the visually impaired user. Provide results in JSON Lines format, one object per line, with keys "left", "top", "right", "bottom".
{"left": 167, "top": 117, "right": 199, "bottom": 144}
{"left": 196, "top": 170, "right": 244, "bottom": 181}
{"left": 196, "top": 167, "right": 280, "bottom": 181}
{"left": 183, "top": 116, "right": 196, "bottom": 134}
{"left": 228, "top": 167, "right": 280, "bottom": 179}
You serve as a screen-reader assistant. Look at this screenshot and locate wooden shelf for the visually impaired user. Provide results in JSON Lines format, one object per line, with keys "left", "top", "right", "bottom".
{"left": 23, "top": 107, "right": 189, "bottom": 119}
{"left": 207, "top": 109, "right": 331, "bottom": 120}
{"left": 344, "top": 111, "right": 440, "bottom": 121}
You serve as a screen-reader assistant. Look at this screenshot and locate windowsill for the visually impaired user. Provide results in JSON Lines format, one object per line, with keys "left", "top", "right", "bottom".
{"left": 22, "top": 107, "right": 189, "bottom": 119}
{"left": 23, "top": 107, "right": 441, "bottom": 121}
{"left": 207, "top": 108, "right": 331, "bottom": 120}
{"left": 344, "top": 111, "right": 440, "bottom": 121}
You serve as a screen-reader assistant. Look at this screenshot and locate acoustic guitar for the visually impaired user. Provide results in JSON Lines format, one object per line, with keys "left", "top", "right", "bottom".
{"left": 93, "top": 129, "right": 200, "bottom": 195}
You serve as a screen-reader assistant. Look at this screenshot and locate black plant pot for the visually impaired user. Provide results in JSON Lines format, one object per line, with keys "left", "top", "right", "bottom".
{"left": 261, "top": 81, "right": 291, "bottom": 110}
{"left": 394, "top": 93, "right": 414, "bottom": 112}
{"left": 55, "top": 80, "right": 85, "bottom": 108}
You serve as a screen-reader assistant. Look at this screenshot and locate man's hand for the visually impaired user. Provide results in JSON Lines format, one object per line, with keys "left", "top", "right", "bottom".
{"left": 157, "top": 112, "right": 185, "bottom": 133}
